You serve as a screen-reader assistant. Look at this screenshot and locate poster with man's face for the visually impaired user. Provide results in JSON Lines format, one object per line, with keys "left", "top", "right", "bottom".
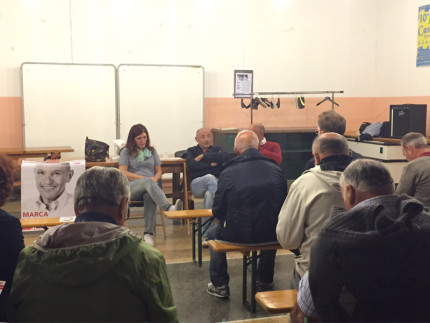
{"left": 21, "top": 160, "right": 85, "bottom": 218}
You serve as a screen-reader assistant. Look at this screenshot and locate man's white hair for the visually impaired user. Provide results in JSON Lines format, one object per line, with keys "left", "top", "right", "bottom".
{"left": 234, "top": 130, "right": 259, "bottom": 153}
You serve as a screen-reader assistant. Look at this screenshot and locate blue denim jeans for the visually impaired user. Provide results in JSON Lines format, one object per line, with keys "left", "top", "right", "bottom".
{"left": 190, "top": 174, "right": 217, "bottom": 209}
{"left": 207, "top": 225, "right": 277, "bottom": 287}
{"left": 129, "top": 178, "right": 171, "bottom": 234}
{"left": 191, "top": 174, "right": 217, "bottom": 234}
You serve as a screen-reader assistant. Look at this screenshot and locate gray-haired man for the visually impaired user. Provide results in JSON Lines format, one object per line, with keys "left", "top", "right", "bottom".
{"left": 9, "top": 167, "right": 177, "bottom": 322}
{"left": 293, "top": 159, "right": 430, "bottom": 322}
{"left": 396, "top": 132, "right": 430, "bottom": 206}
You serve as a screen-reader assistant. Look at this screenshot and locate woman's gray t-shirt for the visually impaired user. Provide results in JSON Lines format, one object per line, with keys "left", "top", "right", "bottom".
{"left": 119, "top": 148, "right": 161, "bottom": 178}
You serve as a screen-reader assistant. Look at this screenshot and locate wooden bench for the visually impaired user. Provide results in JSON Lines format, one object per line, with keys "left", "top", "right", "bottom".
{"left": 20, "top": 217, "right": 75, "bottom": 230}
{"left": 255, "top": 289, "right": 297, "bottom": 314}
{"left": 208, "top": 239, "right": 282, "bottom": 313}
{"left": 164, "top": 209, "right": 212, "bottom": 266}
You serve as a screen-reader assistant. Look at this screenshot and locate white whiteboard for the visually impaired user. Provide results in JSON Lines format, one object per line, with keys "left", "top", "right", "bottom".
{"left": 118, "top": 64, "right": 204, "bottom": 156}
{"left": 21, "top": 63, "right": 117, "bottom": 157}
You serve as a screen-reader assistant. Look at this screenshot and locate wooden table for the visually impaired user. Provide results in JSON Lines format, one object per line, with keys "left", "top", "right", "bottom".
{"left": 20, "top": 217, "right": 75, "bottom": 229}
{"left": 0, "top": 146, "right": 74, "bottom": 161}
{"left": 164, "top": 209, "right": 212, "bottom": 266}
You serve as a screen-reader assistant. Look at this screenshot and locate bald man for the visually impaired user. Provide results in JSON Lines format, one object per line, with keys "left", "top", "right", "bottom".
{"left": 277, "top": 133, "right": 353, "bottom": 288}
{"left": 206, "top": 130, "right": 287, "bottom": 298}
{"left": 186, "top": 128, "right": 232, "bottom": 210}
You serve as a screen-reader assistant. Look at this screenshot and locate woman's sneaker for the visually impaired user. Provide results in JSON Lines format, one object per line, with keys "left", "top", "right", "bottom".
{"left": 206, "top": 283, "right": 230, "bottom": 298}
{"left": 168, "top": 199, "right": 183, "bottom": 211}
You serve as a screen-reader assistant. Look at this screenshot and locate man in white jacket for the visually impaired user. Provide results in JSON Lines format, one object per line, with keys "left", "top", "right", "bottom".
{"left": 276, "top": 133, "right": 352, "bottom": 288}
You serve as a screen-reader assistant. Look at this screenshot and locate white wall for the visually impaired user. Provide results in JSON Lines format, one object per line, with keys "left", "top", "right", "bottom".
{"left": 375, "top": 0, "right": 430, "bottom": 96}
{"left": 0, "top": 0, "right": 428, "bottom": 99}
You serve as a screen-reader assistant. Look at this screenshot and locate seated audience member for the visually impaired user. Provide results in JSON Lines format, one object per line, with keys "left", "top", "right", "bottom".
{"left": 186, "top": 128, "right": 232, "bottom": 210}
{"left": 249, "top": 123, "right": 282, "bottom": 165}
{"left": 293, "top": 159, "right": 430, "bottom": 322}
{"left": 396, "top": 132, "right": 430, "bottom": 206}
{"left": 8, "top": 167, "right": 177, "bottom": 322}
{"left": 206, "top": 130, "right": 287, "bottom": 298}
{"left": 0, "top": 154, "right": 24, "bottom": 322}
{"left": 276, "top": 133, "right": 352, "bottom": 288}
{"left": 304, "top": 110, "right": 361, "bottom": 170}
{"left": 119, "top": 124, "right": 182, "bottom": 246}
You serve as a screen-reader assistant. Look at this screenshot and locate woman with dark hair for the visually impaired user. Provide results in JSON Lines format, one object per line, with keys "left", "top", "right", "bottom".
{"left": 0, "top": 154, "right": 24, "bottom": 321}
{"left": 119, "top": 124, "right": 182, "bottom": 245}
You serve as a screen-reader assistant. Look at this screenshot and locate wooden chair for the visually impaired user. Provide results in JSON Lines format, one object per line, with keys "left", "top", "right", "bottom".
{"left": 128, "top": 201, "right": 167, "bottom": 239}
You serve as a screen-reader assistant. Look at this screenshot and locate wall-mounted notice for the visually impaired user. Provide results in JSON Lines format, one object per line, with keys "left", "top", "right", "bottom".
{"left": 234, "top": 70, "right": 253, "bottom": 98}
{"left": 417, "top": 4, "right": 430, "bottom": 66}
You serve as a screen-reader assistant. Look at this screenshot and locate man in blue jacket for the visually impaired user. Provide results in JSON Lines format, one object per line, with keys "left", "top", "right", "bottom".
{"left": 206, "top": 130, "right": 287, "bottom": 298}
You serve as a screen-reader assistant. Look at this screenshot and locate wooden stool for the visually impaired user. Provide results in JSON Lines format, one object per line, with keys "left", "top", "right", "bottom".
{"left": 208, "top": 240, "right": 282, "bottom": 313}
{"left": 255, "top": 289, "right": 297, "bottom": 313}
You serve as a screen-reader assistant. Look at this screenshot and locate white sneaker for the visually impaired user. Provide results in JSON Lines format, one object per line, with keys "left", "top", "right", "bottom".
{"left": 168, "top": 199, "right": 183, "bottom": 211}
{"left": 144, "top": 234, "right": 154, "bottom": 246}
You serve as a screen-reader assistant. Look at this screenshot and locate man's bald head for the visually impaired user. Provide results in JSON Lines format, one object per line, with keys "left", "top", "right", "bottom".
{"left": 234, "top": 130, "right": 259, "bottom": 155}
{"left": 195, "top": 128, "right": 213, "bottom": 152}
{"left": 312, "top": 132, "right": 350, "bottom": 165}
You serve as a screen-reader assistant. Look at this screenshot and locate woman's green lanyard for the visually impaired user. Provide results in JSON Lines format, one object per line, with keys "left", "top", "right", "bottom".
{"left": 136, "top": 148, "right": 152, "bottom": 161}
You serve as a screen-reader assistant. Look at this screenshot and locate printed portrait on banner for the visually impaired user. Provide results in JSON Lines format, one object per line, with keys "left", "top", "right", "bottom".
{"left": 21, "top": 160, "right": 85, "bottom": 218}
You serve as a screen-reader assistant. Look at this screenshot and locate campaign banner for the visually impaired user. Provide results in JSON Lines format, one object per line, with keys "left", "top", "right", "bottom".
{"left": 21, "top": 160, "right": 85, "bottom": 218}
{"left": 417, "top": 5, "right": 430, "bottom": 66}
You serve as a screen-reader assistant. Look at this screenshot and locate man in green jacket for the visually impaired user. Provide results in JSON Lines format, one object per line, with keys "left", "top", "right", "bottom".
{"left": 8, "top": 167, "right": 177, "bottom": 322}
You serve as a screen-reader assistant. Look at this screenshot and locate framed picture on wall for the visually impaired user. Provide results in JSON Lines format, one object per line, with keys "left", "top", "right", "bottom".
{"left": 234, "top": 70, "right": 253, "bottom": 98}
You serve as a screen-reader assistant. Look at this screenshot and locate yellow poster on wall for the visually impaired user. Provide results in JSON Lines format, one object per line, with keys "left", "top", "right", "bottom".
{"left": 417, "top": 5, "right": 430, "bottom": 66}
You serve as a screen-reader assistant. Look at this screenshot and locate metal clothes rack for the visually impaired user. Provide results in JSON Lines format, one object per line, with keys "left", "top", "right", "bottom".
{"left": 241, "top": 90, "right": 344, "bottom": 123}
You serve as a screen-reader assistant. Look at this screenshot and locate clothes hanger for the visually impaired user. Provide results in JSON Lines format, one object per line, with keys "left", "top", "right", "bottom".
{"left": 274, "top": 97, "right": 280, "bottom": 109}
{"left": 256, "top": 97, "right": 269, "bottom": 109}
{"left": 262, "top": 98, "right": 272, "bottom": 108}
{"left": 241, "top": 98, "right": 251, "bottom": 109}
{"left": 316, "top": 96, "right": 339, "bottom": 107}
{"left": 251, "top": 98, "right": 259, "bottom": 110}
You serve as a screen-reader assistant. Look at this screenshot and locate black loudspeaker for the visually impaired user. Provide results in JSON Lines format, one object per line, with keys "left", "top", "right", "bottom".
{"left": 390, "top": 104, "right": 427, "bottom": 138}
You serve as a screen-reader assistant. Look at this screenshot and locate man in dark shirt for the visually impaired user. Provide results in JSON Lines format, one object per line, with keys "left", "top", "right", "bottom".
{"left": 186, "top": 128, "right": 232, "bottom": 209}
